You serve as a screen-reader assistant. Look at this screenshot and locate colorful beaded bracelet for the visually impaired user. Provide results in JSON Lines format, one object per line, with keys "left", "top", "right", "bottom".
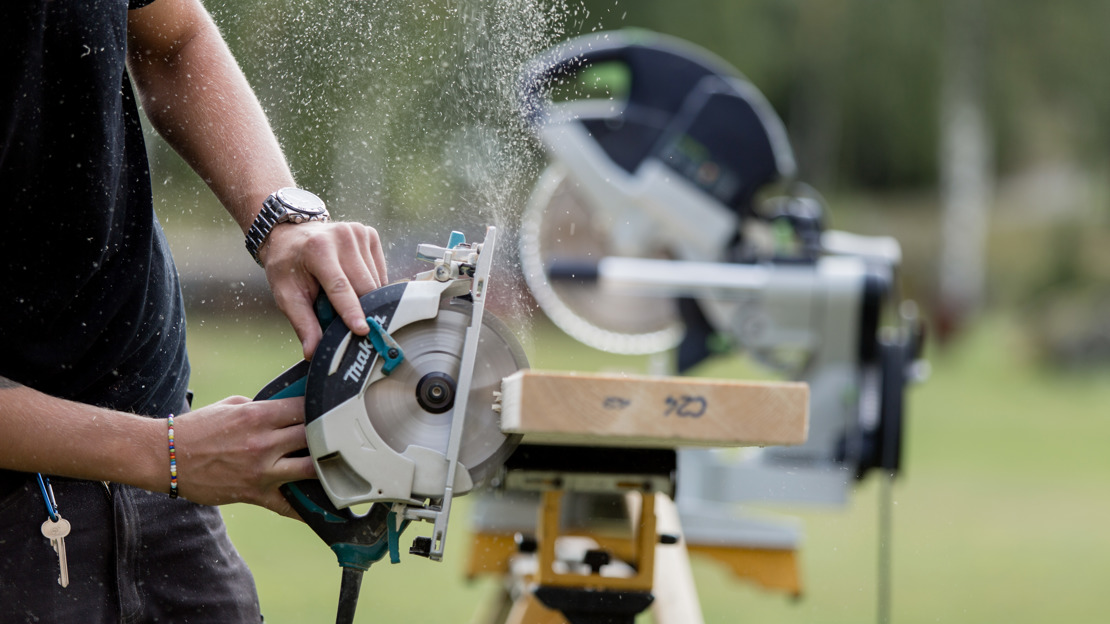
{"left": 167, "top": 414, "right": 178, "bottom": 499}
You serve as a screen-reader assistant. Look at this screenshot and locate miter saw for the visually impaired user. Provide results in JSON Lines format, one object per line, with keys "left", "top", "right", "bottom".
{"left": 510, "top": 28, "right": 925, "bottom": 605}
{"left": 255, "top": 227, "right": 529, "bottom": 624}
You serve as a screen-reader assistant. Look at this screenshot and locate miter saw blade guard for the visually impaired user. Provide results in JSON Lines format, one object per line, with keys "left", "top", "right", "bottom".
{"left": 517, "top": 30, "right": 799, "bottom": 356}
{"left": 519, "top": 29, "right": 796, "bottom": 217}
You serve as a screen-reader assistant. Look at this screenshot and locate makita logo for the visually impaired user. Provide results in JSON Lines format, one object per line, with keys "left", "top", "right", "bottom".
{"left": 342, "top": 340, "right": 375, "bottom": 383}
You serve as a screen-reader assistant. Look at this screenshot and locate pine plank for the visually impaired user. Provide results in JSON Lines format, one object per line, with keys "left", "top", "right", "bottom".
{"left": 498, "top": 370, "right": 808, "bottom": 448}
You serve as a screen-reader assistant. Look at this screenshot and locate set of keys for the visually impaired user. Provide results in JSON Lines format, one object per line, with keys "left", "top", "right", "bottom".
{"left": 37, "top": 474, "right": 70, "bottom": 588}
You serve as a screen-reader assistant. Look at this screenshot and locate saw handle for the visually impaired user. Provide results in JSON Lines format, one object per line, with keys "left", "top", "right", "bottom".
{"left": 252, "top": 360, "right": 396, "bottom": 571}
{"left": 280, "top": 482, "right": 393, "bottom": 570}
{"left": 314, "top": 292, "right": 339, "bottom": 329}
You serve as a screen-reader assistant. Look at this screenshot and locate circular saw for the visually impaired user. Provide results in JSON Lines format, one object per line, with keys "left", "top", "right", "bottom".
{"left": 301, "top": 227, "right": 527, "bottom": 555}
{"left": 356, "top": 298, "right": 525, "bottom": 492}
{"left": 255, "top": 227, "right": 527, "bottom": 623}
{"left": 304, "top": 284, "right": 526, "bottom": 509}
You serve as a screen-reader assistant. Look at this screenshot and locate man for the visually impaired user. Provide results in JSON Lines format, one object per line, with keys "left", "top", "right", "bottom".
{"left": 0, "top": 0, "right": 385, "bottom": 620}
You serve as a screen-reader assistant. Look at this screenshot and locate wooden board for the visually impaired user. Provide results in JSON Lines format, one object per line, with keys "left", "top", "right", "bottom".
{"left": 498, "top": 370, "right": 808, "bottom": 448}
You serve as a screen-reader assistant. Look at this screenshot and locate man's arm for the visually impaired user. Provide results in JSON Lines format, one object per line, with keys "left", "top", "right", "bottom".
{"left": 0, "top": 376, "right": 315, "bottom": 518}
{"left": 126, "top": 0, "right": 387, "bottom": 359}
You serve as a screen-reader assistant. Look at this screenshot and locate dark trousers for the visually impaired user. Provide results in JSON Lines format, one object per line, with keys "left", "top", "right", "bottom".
{"left": 0, "top": 475, "right": 261, "bottom": 623}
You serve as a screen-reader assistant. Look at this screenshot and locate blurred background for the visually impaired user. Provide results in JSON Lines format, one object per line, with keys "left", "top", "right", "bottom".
{"left": 150, "top": 0, "right": 1110, "bottom": 621}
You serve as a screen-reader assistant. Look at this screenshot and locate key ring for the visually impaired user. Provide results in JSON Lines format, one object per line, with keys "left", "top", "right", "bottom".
{"left": 36, "top": 474, "right": 59, "bottom": 522}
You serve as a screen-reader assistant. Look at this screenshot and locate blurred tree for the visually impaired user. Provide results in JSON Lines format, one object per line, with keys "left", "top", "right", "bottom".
{"left": 148, "top": 0, "right": 1110, "bottom": 209}
{"left": 571, "top": 0, "right": 1110, "bottom": 195}
{"left": 575, "top": 0, "right": 943, "bottom": 190}
{"left": 937, "top": 0, "right": 993, "bottom": 341}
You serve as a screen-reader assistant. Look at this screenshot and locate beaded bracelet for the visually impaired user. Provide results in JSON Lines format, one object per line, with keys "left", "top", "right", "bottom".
{"left": 167, "top": 414, "right": 178, "bottom": 499}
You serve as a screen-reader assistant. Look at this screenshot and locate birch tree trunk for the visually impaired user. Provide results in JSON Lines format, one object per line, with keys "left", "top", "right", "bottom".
{"left": 937, "top": 0, "right": 993, "bottom": 341}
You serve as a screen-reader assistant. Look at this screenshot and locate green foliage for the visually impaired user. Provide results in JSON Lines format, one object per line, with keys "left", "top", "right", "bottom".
{"left": 144, "top": 0, "right": 1110, "bottom": 206}
{"left": 193, "top": 0, "right": 569, "bottom": 234}
{"left": 571, "top": 0, "right": 1110, "bottom": 190}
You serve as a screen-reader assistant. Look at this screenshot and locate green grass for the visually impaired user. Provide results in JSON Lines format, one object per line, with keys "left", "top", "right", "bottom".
{"left": 186, "top": 311, "right": 1110, "bottom": 623}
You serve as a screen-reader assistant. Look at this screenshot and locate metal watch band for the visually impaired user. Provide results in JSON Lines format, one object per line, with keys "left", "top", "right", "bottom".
{"left": 244, "top": 199, "right": 284, "bottom": 266}
{"left": 244, "top": 191, "right": 330, "bottom": 266}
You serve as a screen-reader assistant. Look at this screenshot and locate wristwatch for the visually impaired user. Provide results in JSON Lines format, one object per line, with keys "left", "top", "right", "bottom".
{"left": 245, "top": 187, "right": 331, "bottom": 266}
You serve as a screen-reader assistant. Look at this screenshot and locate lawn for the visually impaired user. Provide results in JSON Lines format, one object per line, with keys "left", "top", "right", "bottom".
{"left": 185, "top": 310, "right": 1110, "bottom": 623}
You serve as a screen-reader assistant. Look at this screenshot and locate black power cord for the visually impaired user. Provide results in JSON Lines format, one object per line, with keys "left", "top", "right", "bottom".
{"left": 878, "top": 470, "right": 894, "bottom": 624}
{"left": 335, "top": 568, "right": 364, "bottom": 624}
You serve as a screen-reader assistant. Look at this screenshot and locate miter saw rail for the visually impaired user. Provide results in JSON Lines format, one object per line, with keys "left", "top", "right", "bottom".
{"left": 255, "top": 227, "right": 529, "bottom": 623}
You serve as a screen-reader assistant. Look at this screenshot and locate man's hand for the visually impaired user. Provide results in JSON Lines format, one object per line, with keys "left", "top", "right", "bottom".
{"left": 172, "top": 396, "right": 317, "bottom": 519}
{"left": 258, "top": 221, "right": 388, "bottom": 360}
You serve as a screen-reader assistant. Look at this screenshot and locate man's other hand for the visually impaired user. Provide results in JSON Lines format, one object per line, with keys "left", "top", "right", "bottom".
{"left": 172, "top": 396, "right": 317, "bottom": 519}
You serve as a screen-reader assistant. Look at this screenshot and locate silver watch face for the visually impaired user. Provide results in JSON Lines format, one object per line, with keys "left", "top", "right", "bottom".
{"left": 275, "top": 187, "right": 327, "bottom": 216}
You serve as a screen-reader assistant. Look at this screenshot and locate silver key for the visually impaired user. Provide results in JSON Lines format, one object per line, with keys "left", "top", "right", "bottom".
{"left": 41, "top": 515, "right": 71, "bottom": 588}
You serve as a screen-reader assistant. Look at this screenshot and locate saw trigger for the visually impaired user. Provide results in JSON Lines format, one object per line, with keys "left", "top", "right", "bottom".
{"left": 314, "top": 293, "right": 339, "bottom": 330}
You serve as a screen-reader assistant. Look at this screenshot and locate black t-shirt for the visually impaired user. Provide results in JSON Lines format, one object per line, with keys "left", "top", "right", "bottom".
{"left": 0, "top": 0, "right": 189, "bottom": 417}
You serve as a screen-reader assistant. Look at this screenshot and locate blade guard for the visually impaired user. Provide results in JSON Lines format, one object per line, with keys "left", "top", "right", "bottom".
{"left": 304, "top": 228, "right": 498, "bottom": 513}
{"left": 304, "top": 278, "right": 475, "bottom": 508}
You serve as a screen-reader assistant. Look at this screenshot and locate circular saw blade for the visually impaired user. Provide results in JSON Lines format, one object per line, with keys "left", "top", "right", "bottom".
{"left": 363, "top": 298, "right": 527, "bottom": 490}
{"left": 519, "top": 164, "right": 684, "bottom": 354}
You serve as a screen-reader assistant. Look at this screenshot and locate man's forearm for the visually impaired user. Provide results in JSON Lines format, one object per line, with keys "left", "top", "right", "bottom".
{"left": 0, "top": 377, "right": 167, "bottom": 491}
{"left": 126, "top": 0, "right": 389, "bottom": 360}
{"left": 127, "top": 0, "right": 294, "bottom": 232}
{"left": 0, "top": 375, "right": 316, "bottom": 516}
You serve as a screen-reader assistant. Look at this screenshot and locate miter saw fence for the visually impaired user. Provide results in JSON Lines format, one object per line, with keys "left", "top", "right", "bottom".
{"left": 255, "top": 227, "right": 528, "bottom": 623}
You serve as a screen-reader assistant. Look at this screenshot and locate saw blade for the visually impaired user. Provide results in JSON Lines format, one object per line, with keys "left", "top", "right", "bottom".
{"left": 519, "top": 164, "right": 684, "bottom": 354}
{"left": 363, "top": 297, "right": 527, "bottom": 490}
